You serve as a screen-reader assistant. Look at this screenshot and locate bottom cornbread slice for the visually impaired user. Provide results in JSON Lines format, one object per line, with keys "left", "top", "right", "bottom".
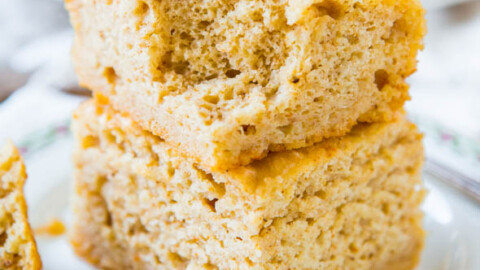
{"left": 71, "top": 101, "right": 425, "bottom": 270}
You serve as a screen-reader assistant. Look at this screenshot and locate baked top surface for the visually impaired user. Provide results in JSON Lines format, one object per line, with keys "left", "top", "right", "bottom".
{"left": 74, "top": 100, "right": 421, "bottom": 197}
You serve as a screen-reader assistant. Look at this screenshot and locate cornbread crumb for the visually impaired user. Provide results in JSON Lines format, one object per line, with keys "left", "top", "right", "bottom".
{"left": 0, "top": 142, "right": 42, "bottom": 270}
{"left": 66, "top": 0, "right": 426, "bottom": 171}
{"left": 35, "top": 219, "right": 66, "bottom": 237}
{"left": 71, "top": 101, "right": 425, "bottom": 270}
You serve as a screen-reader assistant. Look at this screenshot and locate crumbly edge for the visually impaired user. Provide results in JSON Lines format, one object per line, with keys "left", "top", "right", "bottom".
{"left": 254, "top": 141, "right": 425, "bottom": 269}
{"left": 70, "top": 101, "right": 424, "bottom": 269}
{"left": 0, "top": 142, "right": 42, "bottom": 270}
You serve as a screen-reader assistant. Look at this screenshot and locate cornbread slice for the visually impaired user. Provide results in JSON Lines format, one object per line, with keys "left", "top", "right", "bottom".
{"left": 71, "top": 101, "right": 425, "bottom": 270}
{"left": 0, "top": 142, "right": 42, "bottom": 270}
{"left": 66, "top": 0, "right": 426, "bottom": 171}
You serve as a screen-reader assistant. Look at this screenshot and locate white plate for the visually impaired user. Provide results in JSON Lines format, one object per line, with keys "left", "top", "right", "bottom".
{"left": 419, "top": 175, "right": 480, "bottom": 270}
{"left": 19, "top": 132, "right": 480, "bottom": 270}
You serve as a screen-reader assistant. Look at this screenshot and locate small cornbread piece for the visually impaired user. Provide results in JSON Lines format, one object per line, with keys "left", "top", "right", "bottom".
{"left": 35, "top": 219, "right": 66, "bottom": 237}
{"left": 71, "top": 101, "right": 425, "bottom": 270}
{"left": 0, "top": 142, "right": 42, "bottom": 270}
{"left": 66, "top": 0, "right": 426, "bottom": 171}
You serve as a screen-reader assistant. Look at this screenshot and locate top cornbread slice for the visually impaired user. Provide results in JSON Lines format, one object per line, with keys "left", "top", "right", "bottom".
{"left": 0, "top": 142, "right": 42, "bottom": 270}
{"left": 66, "top": 0, "right": 426, "bottom": 171}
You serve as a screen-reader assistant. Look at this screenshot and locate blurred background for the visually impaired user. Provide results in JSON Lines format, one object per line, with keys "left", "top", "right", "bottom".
{"left": 0, "top": 0, "right": 479, "bottom": 269}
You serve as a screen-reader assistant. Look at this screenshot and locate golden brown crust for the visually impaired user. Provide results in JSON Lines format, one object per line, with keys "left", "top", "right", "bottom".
{"left": 0, "top": 142, "right": 42, "bottom": 270}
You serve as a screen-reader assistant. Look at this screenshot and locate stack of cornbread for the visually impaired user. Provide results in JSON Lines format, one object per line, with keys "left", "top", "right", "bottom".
{"left": 66, "top": 0, "right": 426, "bottom": 269}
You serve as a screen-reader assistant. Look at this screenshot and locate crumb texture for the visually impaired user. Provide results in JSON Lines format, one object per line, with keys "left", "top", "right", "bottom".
{"left": 66, "top": 0, "right": 426, "bottom": 170}
{"left": 70, "top": 101, "right": 425, "bottom": 270}
{"left": 0, "top": 142, "right": 42, "bottom": 270}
